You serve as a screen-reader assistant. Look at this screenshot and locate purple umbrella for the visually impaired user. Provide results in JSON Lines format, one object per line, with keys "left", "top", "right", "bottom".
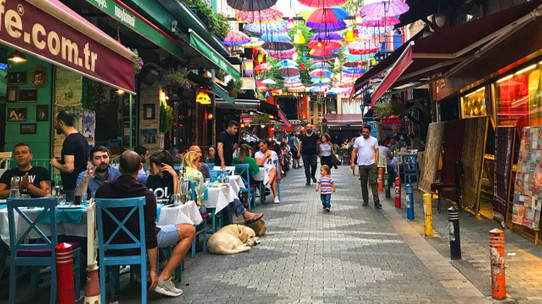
{"left": 278, "top": 66, "right": 300, "bottom": 78}
{"left": 306, "top": 20, "right": 347, "bottom": 31}
{"left": 227, "top": 0, "right": 277, "bottom": 11}
{"left": 360, "top": 0, "right": 410, "bottom": 18}
{"left": 310, "top": 32, "right": 344, "bottom": 42}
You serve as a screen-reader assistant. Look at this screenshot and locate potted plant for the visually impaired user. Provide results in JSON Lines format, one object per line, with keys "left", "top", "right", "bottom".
{"left": 226, "top": 79, "right": 243, "bottom": 97}
{"left": 159, "top": 67, "right": 192, "bottom": 92}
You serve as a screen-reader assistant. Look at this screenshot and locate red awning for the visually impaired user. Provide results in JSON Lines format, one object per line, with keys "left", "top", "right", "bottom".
{"left": 353, "top": 1, "right": 542, "bottom": 99}
{"left": 371, "top": 44, "right": 413, "bottom": 104}
{"left": 0, "top": 0, "right": 137, "bottom": 93}
{"left": 278, "top": 108, "right": 292, "bottom": 127}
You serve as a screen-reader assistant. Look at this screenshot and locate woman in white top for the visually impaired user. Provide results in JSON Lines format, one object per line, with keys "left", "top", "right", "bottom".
{"left": 319, "top": 134, "right": 336, "bottom": 173}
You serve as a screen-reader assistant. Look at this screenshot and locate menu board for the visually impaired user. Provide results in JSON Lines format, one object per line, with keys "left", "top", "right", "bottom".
{"left": 493, "top": 127, "right": 516, "bottom": 217}
{"left": 512, "top": 127, "right": 542, "bottom": 230}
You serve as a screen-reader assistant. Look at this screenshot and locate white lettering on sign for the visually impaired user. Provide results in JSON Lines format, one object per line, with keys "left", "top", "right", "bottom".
{"left": 0, "top": 0, "right": 99, "bottom": 72}
{"left": 114, "top": 5, "right": 135, "bottom": 28}
{"left": 93, "top": 0, "right": 108, "bottom": 9}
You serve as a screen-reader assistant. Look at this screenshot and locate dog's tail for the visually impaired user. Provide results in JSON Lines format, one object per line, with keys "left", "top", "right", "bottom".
{"left": 210, "top": 245, "right": 251, "bottom": 255}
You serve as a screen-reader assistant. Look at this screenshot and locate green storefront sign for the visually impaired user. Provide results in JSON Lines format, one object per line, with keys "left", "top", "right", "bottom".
{"left": 189, "top": 31, "right": 240, "bottom": 80}
{"left": 86, "top": 0, "right": 184, "bottom": 59}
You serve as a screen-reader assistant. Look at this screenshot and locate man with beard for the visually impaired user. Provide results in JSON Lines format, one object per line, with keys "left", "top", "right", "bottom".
{"left": 351, "top": 124, "right": 381, "bottom": 209}
{"left": 215, "top": 120, "right": 239, "bottom": 169}
{"left": 50, "top": 110, "right": 89, "bottom": 202}
{"left": 75, "top": 146, "right": 119, "bottom": 198}
{"left": 298, "top": 124, "right": 319, "bottom": 185}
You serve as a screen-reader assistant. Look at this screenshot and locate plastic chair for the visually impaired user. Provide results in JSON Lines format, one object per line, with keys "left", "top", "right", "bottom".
{"left": 189, "top": 181, "right": 207, "bottom": 258}
{"left": 274, "top": 160, "right": 281, "bottom": 200}
{"left": 205, "top": 163, "right": 214, "bottom": 170}
{"left": 400, "top": 153, "right": 419, "bottom": 189}
{"left": 7, "top": 197, "right": 81, "bottom": 304}
{"left": 95, "top": 197, "right": 147, "bottom": 304}
{"left": 234, "top": 164, "right": 252, "bottom": 210}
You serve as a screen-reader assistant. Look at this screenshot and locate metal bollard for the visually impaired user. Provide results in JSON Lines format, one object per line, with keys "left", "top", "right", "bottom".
{"left": 406, "top": 184, "right": 414, "bottom": 220}
{"left": 378, "top": 167, "right": 384, "bottom": 191}
{"left": 490, "top": 229, "right": 506, "bottom": 300}
{"left": 394, "top": 177, "right": 401, "bottom": 208}
{"left": 56, "top": 242, "right": 75, "bottom": 304}
{"left": 384, "top": 172, "right": 390, "bottom": 198}
{"left": 423, "top": 193, "right": 433, "bottom": 236}
{"left": 448, "top": 207, "right": 461, "bottom": 260}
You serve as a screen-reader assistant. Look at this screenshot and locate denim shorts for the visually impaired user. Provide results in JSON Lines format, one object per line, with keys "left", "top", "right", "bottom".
{"left": 156, "top": 225, "right": 178, "bottom": 248}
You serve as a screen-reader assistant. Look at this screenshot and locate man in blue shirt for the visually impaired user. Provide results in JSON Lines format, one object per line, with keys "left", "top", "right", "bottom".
{"left": 75, "top": 146, "right": 119, "bottom": 198}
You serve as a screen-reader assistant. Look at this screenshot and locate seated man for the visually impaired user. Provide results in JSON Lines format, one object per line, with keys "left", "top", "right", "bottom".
{"left": 254, "top": 140, "right": 280, "bottom": 204}
{"left": 134, "top": 145, "right": 149, "bottom": 174}
{"left": 0, "top": 143, "right": 50, "bottom": 198}
{"left": 95, "top": 151, "right": 195, "bottom": 297}
{"left": 188, "top": 145, "right": 210, "bottom": 179}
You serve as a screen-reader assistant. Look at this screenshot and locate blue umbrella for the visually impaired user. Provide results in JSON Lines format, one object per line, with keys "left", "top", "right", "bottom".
{"left": 274, "top": 60, "right": 298, "bottom": 67}
{"left": 260, "top": 32, "right": 291, "bottom": 42}
{"left": 310, "top": 62, "right": 332, "bottom": 70}
{"left": 244, "top": 19, "right": 288, "bottom": 35}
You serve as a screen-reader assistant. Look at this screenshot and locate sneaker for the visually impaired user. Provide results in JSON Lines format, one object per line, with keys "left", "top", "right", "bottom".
{"left": 155, "top": 277, "right": 183, "bottom": 297}
{"left": 273, "top": 197, "right": 280, "bottom": 204}
{"left": 375, "top": 202, "right": 382, "bottom": 209}
{"left": 362, "top": 202, "right": 369, "bottom": 206}
{"left": 306, "top": 180, "right": 310, "bottom": 186}
{"left": 312, "top": 177, "right": 317, "bottom": 183}
{"left": 264, "top": 184, "right": 272, "bottom": 196}
{"left": 325, "top": 207, "right": 330, "bottom": 212}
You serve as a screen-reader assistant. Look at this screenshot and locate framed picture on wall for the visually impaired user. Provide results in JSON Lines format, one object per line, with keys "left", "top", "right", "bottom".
{"left": 19, "top": 89, "right": 38, "bottom": 102}
{"left": 143, "top": 104, "right": 155, "bottom": 120}
{"left": 36, "top": 105, "right": 49, "bottom": 121}
{"left": 20, "top": 123, "right": 37, "bottom": 134}
{"left": 7, "top": 86, "right": 17, "bottom": 102}
{"left": 7, "top": 107, "right": 26, "bottom": 121}
{"left": 7, "top": 71, "right": 27, "bottom": 85}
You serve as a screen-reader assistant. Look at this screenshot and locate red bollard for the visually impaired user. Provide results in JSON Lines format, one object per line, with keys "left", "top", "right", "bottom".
{"left": 378, "top": 168, "right": 384, "bottom": 191}
{"left": 490, "top": 229, "right": 506, "bottom": 300}
{"left": 395, "top": 177, "right": 401, "bottom": 208}
{"left": 56, "top": 242, "right": 75, "bottom": 304}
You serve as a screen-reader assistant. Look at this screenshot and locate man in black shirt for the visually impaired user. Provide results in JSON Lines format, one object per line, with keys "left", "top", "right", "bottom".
{"left": 298, "top": 124, "right": 319, "bottom": 185}
{"left": 50, "top": 110, "right": 89, "bottom": 202}
{"left": 0, "top": 143, "right": 50, "bottom": 198}
{"left": 215, "top": 120, "right": 239, "bottom": 169}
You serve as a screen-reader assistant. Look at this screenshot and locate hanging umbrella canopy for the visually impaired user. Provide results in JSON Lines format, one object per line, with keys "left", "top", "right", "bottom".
{"left": 288, "top": 87, "right": 306, "bottom": 92}
{"left": 310, "top": 62, "right": 332, "bottom": 70}
{"left": 223, "top": 30, "right": 251, "bottom": 46}
{"left": 236, "top": 8, "right": 283, "bottom": 23}
{"left": 241, "top": 38, "right": 264, "bottom": 48}
{"left": 310, "top": 54, "right": 338, "bottom": 62}
{"left": 227, "top": 0, "right": 277, "bottom": 11}
{"left": 361, "top": 0, "right": 410, "bottom": 18}
{"left": 244, "top": 19, "right": 289, "bottom": 35}
{"left": 359, "top": 15, "right": 400, "bottom": 27}
{"left": 261, "top": 79, "right": 276, "bottom": 85}
{"left": 254, "top": 62, "right": 273, "bottom": 71}
{"left": 268, "top": 52, "right": 295, "bottom": 59}
{"left": 282, "top": 75, "right": 300, "bottom": 80}
{"left": 278, "top": 66, "right": 300, "bottom": 78}
{"left": 307, "top": 40, "right": 342, "bottom": 50}
{"left": 348, "top": 41, "right": 380, "bottom": 54}
{"left": 262, "top": 41, "right": 295, "bottom": 51}
{"left": 310, "top": 47, "right": 337, "bottom": 57}
{"left": 303, "top": 8, "right": 349, "bottom": 23}
{"left": 260, "top": 32, "right": 291, "bottom": 42}
{"left": 310, "top": 78, "right": 331, "bottom": 84}
{"left": 306, "top": 20, "right": 346, "bottom": 31}
{"left": 310, "top": 24, "right": 347, "bottom": 32}
{"left": 310, "top": 32, "right": 344, "bottom": 42}
{"left": 310, "top": 86, "right": 328, "bottom": 92}
{"left": 275, "top": 59, "right": 298, "bottom": 67}
{"left": 343, "top": 67, "right": 365, "bottom": 75}
{"left": 356, "top": 25, "right": 394, "bottom": 35}
{"left": 298, "top": 0, "right": 347, "bottom": 8}
{"left": 346, "top": 53, "right": 375, "bottom": 61}
{"left": 310, "top": 69, "right": 332, "bottom": 77}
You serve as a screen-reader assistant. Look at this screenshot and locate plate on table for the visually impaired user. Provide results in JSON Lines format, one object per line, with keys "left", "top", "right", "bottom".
{"left": 57, "top": 204, "right": 84, "bottom": 209}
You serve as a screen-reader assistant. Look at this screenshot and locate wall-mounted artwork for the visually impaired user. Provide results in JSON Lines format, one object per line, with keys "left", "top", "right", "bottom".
{"left": 19, "top": 89, "right": 38, "bottom": 102}
{"left": 36, "top": 105, "right": 49, "bottom": 121}
{"left": 20, "top": 123, "right": 37, "bottom": 134}
{"left": 7, "top": 71, "right": 27, "bottom": 85}
{"left": 7, "top": 86, "right": 17, "bottom": 102}
{"left": 31, "top": 65, "right": 47, "bottom": 88}
{"left": 141, "top": 129, "right": 157, "bottom": 144}
{"left": 143, "top": 104, "right": 155, "bottom": 120}
{"left": 7, "top": 107, "right": 26, "bottom": 121}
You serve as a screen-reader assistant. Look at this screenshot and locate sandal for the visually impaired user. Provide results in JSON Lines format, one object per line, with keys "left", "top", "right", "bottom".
{"left": 245, "top": 213, "right": 263, "bottom": 223}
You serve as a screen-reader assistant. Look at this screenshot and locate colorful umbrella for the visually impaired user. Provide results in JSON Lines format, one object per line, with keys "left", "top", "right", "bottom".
{"left": 310, "top": 86, "right": 328, "bottom": 92}
{"left": 310, "top": 62, "right": 332, "bottom": 70}
{"left": 244, "top": 20, "right": 289, "bottom": 35}
{"left": 343, "top": 67, "right": 365, "bottom": 75}
{"left": 240, "top": 38, "right": 264, "bottom": 48}
{"left": 310, "top": 32, "right": 344, "bottom": 42}
{"left": 348, "top": 41, "right": 380, "bottom": 54}
{"left": 254, "top": 62, "right": 273, "bottom": 71}
{"left": 359, "top": 15, "right": 400, "bottom": 27}
{"left": 268, "top": 52, "right": 295, "bottom": 59}
{"left": 310, "top": 70, "right": 332, "bottom": 77}
{"left": 278, "top": 66, "right": 300, "bottom": 78}
{"left": 303, "top": 8, "right": 349, "bottom": 23}
{"left": 260, "top": 32, "right": 291, "bottom": 42}
{"left": 227, "top": 0, "right": 277, "bottom": 11}
{"left": 310, "top": 78, "right": 331, "bottom": 84}
{"left": 306, "top": 20, "right": 346, "bottom": 31}
{"left": 223, "top": 30, "right": 251, "bottom": 46}
{"left": 310, "top": 54, "right": 338, "bottom": 62}
{"left": 236, "top": 8, "right": 283, "bottom": 23}
{"left": 307, "top": 40, "right": 342, "bottom": 50}
{"left": 275, "top": 59, "right": 298, "bottom": 67}
{"left": 310, "top": 24, "right": 347, "bottom": 32}
{"left": 346, "top": 53, "right": 375, "bottom": 61}
{"left": 261, "top": 79, "right": 276, "bottom": 85}
{"left": 310, "top": 47, "right": 337, "bottom": 57}
{"left": 343, "top": 61, "right": 365, "bottom": 68}
{"left": 361, "top": 0, "right": 409, "bottom": 18}
{"left": 298, "top": 0, "right": 348, "bottom": 8}
{"left": 356, "top": 25, "right": 395, "bottom": 35}
{"left": 288, "top": 86, "right": 306, "bottom": 92}
{"left": 262, "top": 41, "right": 295, "bottom": 51}
{"left": 282, "top": 75, "right": 301, "bottom": 80}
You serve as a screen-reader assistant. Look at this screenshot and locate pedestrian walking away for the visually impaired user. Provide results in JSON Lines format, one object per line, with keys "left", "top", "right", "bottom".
{"left": 351, "top": 124, "right": 381, "bottom": 209}
{"left": 316, "top": 165, "right": 335, "bottom": 212}
{"left": 298, "top": 124, "right": 319, "bottom": 185}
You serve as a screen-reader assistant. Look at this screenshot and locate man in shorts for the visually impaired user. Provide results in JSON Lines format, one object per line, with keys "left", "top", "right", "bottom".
{"left": 95, "top": 151, "right": 195, "bottom": 297}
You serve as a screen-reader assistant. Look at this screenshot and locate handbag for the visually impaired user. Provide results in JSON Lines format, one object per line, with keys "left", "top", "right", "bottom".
{"left": 331, "top": 153, "right": 341, "bottom": 166}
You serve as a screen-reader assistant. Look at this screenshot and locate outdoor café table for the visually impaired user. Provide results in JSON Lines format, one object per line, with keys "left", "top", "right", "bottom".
{"left": 253, "top": 167, "right": 271, "bottom": 184}
{"left": 203, "top": 183, "right": 240, "bottom": 213}
{"left": 157, "top": 200, "right": 202, "bottom": 226}
{"left": 227, "top": 174, "right": 245, "bottom": 194}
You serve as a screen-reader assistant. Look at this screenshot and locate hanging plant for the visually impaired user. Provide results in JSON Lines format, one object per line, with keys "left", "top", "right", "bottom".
{"left": 373, "top": 99, "right": 407, "bottom": 119}
{"left": 159, "top": 102, "right": 175, "bottom": 133}
{"left": 251, "top": 114, "right": 269, "bottom": 125}
{"left": 132, "top": 49, "right": 144, "bottom": 74}
{"left": 160, "top": 67, "right": 192, "bottom": 92}
{"left": 185, "top": 0, "right": 228, "bottom": 37}
{"left": 226, "top": 79, "right": 243, "bottom": 97}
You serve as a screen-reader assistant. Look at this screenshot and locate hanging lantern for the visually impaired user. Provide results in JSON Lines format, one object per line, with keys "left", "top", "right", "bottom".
{"left": 292, "top": 52, "right": 298, "bottom": 61}
{"left": 316, "top": 37, "right": 324, "bottom": 48}
{"left": 265, "top": 91, "right": 270, "bottom": 97}
{"left": 302, "top": 54, "right": 307, "bottom": 61}
{"left": 353, "top": 29, "right": 359, "bottom": 38}
{"left": 318, "top": 93, "right": 321, "bottom": 98}
{"left": 293, "top": 30, "right": 305, "bottom": 44}
{"left": 287, "top": 17, "right": 295, "bottom": 29}
{"left": 357, "top": 62, "right": 362, "bottom": 69}
{"left": 319, "top": 76, "right": 323, "bottom": 83}
{"left": 345, "top": 30, "right": 354, "bottom": 42}
{"left": 300, "top": 63, "right": 305, "bottom": 70}
{"left": 371, "top": 58, "right": 377, "bottom": 66}
{"left": 355, "top": 13, "right": 363, "bottom": 25}
{"left": 258, "top": 53, "right": 263, "bottom": 62}
{"left": 196, "top": 91, "right": 211, "bottom": 104}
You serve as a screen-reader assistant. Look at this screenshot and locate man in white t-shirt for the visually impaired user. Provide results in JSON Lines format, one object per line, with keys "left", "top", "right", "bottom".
{"left": 351, "top": 125, "right": 381, "bottom": 208}
{"left": 255, "top": 140, "right": 280, "bottom": 204}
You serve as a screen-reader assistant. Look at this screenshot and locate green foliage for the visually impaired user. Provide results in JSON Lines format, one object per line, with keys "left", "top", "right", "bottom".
{"left": 373, "top": 99, "right": 408, "bottom": 118}
{"left": 184, "top": 0, "right": 229, "bottom": 37}
{"left": 132, "top": 49, "right": 143, "bottom": 74}
{"left": 82, "top": 78, "right": 107, "bottom": 110}
{"left": 159, "top": 102, "right": 175, "bottom": 133}
{"left": 226, "top": 79, "right": 243, "bottom": 97}
{"left": 160, "top": 67, "right": 191, "bottom": 92}
{"left": 251, "top": 114, "right": 270, "bottom": 125}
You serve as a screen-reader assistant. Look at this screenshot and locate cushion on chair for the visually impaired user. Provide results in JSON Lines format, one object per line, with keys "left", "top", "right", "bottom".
{"left": 17, "top": 241, "right": 80, "bottom": 257}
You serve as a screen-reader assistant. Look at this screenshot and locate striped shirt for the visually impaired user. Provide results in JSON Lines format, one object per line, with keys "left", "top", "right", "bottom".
{"left": 318, "top": 175, "right": 334, "bottom": 194}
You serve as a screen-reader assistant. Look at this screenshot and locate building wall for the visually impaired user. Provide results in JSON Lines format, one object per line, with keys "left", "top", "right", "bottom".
{"left": 139, "top": 82, "right": 161, "bottom": 154}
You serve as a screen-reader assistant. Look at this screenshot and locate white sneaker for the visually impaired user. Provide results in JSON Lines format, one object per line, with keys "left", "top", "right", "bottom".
{"left": 273, "top": 197, "right": 280, "bottom": 204}
{"left": 155, "top": 277, "right": 183, "bottom": 297}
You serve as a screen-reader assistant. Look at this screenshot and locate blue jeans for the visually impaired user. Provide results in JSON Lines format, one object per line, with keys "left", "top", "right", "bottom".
{"left": 320, "top": 194, "right": 331, "bottom": 208}
{"left": 222, "top": 198, "right": 246, "bottom": 226}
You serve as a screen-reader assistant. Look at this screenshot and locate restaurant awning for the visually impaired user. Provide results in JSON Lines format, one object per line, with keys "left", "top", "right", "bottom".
{"left": 187, "top": 29, "right": 240, "bottom": 80}
{"left": 353, "top": 1, "right": 542, "bottom": 103}
{"left": 211, "top": 83, "right": 235, "bottom": 104}
{"left": 323, "top": 114, "right": 364, "bottom": 126}
{"left": 215, "top": 98, "right": 259, "bottom": 110}
{"left": 2, "top": 0, "right": 137, "bottom": 93}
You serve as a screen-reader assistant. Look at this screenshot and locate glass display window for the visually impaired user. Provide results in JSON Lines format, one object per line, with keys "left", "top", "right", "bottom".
{"left": 495, "top": 62, "right": 542, "bottom": 131}
{"left": 461, "top": 87, "right": 487, "bottom": 118}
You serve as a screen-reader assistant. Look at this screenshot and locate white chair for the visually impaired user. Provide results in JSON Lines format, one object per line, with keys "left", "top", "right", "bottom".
{"left": 0, "top": 152, "right": 12, "bottom": 169}
{"left": 224, "top": 166, "right": 236, "bottom": 175}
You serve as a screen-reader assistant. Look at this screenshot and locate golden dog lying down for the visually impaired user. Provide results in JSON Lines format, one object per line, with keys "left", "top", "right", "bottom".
{"left": 207, "top": 224, "right": 258, "bottom": 254}
{"left": 245, "top": 219, "right": 266, "bottom": 236}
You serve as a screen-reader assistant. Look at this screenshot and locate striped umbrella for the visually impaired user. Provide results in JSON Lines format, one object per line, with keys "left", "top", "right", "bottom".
{"left": 278, "top": 66, "right": 300, "bottom": 78}
{"left": 310, "top": 32, "right": 344, "bottom": 42}
{"left": 310, "top": 62, "right": 332, "bottom": 70}
{"left": 227, "top": 0, "right": 277, "bottom": 11}
{"left": 244, "top": 20, "right": 289, "bottom": 35}
{"left": 236, "top": 8, "right": 283, "bottom": 23}
{"left": 298, "top": 0, "right": 348, "bottom": 8}
{"left": 260, "top": 32, "right": 291, "bottom": 42}
{"left": 223, "top": 30, "right": 251, "bottom": 46}
{"left": 310, "top": 69, "right": 332, "bottom": 77}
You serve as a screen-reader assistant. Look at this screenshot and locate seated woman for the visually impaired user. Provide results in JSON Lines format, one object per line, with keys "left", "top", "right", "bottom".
{"left": 232, "top": 144, "right": 260, "bottom": 183}
{"left": 146, "top": 150, "right": 179, "bottom": 200}
{"left": 184, "top": 151, "right": 262, "bottom": 224}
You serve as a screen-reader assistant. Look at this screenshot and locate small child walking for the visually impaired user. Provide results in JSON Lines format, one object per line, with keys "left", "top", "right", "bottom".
{"left": 316, "top": 165, "right": 335, "bottom": 212}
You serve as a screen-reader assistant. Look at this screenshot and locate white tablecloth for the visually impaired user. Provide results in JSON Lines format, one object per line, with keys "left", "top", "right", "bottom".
{"left": 157, "top": 200, "right": 202, "bottom": 226}
{"left": 228, "top": 175, "right": 246, "bottom": 194}
{"left": 203, "top": 184, "right": 239, "bottom": 213}
{"left": 253, "top": 167, "right": 271, "bottom": 184}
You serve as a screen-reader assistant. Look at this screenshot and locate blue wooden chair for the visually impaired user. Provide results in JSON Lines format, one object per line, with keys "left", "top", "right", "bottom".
{"left": 7, "top": 197, "right": 81, "bottom": 304}
{"left": 400, "top": 153, "right": 419, "bottom": 189}
{"left": 205, "top": 163, "right": 214, "bottom": 170}
{"left": 189, "top": 181, "right": 207, "bottom": 258}
{"left": 95, "top": 197, "right": 147, "bottom": 304}
{"left": 234, "top": 164, "right": 252, "bottom": 210}
{"left": 275, "top": 160, "right": 281, "bottom": 201}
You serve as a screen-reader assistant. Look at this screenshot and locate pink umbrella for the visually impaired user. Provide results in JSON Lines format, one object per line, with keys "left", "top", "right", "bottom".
{"left": 308, "top": 40, "right": 342, "bottom": 50}
{"left": 359, "top": 15, "right": 400, "bottom": 27}
{"left": 236, "top": 8, "right": 283, "bottom": 23}
{"left": 361, "top": 0, "right": 410, "bottom": 18}
{"left": 223, "top": 30, "right": 251, "bottom": 46}
{"left": 255, "top": 63, "right": 273, "bottom": 71}
{"left": 298, "top": 0, "right": 348, "bottom": 8}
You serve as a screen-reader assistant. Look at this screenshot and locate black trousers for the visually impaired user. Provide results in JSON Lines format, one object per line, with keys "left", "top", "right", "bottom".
{"left": 321, "top": 156, "right": 333, "bottom": 173}
{"left": 302, "top": 154, "right": 318, "bottom": 181}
